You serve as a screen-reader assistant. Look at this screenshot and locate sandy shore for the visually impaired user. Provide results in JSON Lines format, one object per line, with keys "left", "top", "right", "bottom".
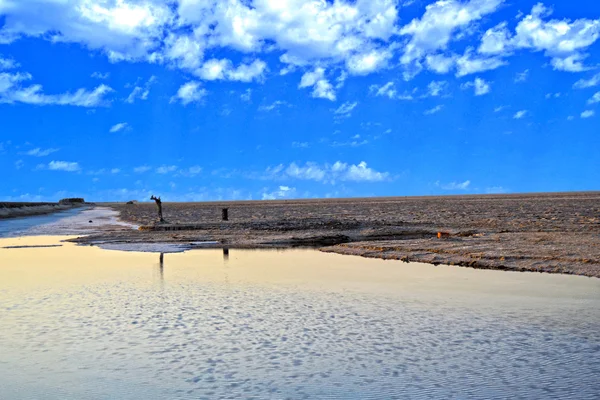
{"left": 64, "top": 192, "right": 600, "bottom": 278}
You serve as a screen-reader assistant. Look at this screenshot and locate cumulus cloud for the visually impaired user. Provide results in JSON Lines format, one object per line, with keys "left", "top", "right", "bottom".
{"left": 0, "top": 56, "right": 18, "bottom": 70}
{"left": 478, "top": 4, "right": 600, "bottom": 72}
{"left": 109, "top": 122, "right": 128, "bottom": 133}
{"left": 170, "top": 81, "right": 206, "bottom": 105}
{"left": 461, "top": 78, "right": 491, "bottom": 95}
{"left": 47, "top": 161, "right": 80, "bottom": 172}
{"left": 258, "top": 100, "right": 288, "bottom": 112}
{"left": 399, "top": 0, "right": 504, "bottom": 76}
{"left": 196, "top": 59, "right": 267, "bottom": 82}
{"left": 427, "top": 81, "right": 448, "bottom": 97}
{"left": 299, "top": 68, "right": 336, "bottom": 101}
{"left": 91, "top": 72, "right": 109, "bottom": 79}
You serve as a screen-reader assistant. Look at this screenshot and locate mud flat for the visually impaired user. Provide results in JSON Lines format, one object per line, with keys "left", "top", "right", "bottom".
{"left": 0, "top": 202, "right": 81, "bottom": 219}
{"left": 71, "top": 192, "right": 600, "bottom": 277}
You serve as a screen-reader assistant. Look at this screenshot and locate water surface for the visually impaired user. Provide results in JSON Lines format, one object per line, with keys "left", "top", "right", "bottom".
{"left": 1, "top": 236, "right": 599, "bottom": 399}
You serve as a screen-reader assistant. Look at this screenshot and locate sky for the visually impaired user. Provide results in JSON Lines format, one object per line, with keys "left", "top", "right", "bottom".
{"left": 1, "top": 0, "right": 599, "bottom": 202}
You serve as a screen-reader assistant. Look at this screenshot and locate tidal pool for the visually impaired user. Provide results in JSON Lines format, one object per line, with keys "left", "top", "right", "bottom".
{"left": 1, "top": 236, "right": 599, "bottom": 399}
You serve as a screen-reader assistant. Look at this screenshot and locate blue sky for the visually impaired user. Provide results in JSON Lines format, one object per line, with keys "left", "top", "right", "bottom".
{"left": 1, "top": 0, "right": 599, "bottom": 202}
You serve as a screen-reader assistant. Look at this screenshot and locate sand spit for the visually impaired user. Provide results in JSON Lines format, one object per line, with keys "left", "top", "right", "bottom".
{"left": 68, "top": 192, "right": 600, "bottom": 277}
{"left": 0, "top": 203, "right": 80, "bottom": 219}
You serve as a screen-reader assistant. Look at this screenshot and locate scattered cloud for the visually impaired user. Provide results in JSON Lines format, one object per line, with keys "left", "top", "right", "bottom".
{"left": 0, "top": 56, "right": 18, "bottom": 70}
{"left": 195, "top": 59, "right": 267, "bottom": 82}
{"left": 581, "top": 110, "right": 595, "bottom": 119}
{"left": 299, "top": 68, "right": 336, "bottom": 101}
{"left": 240, "top": 89, "right": 252, "bottom": 103}
{"left": 513, "top": 110, "right": 528, "bottom": 119}
{"left": 262, "top": 186, "right": 296, "bottom": 200}
{"left": 266, "top": 161, "right": 390, "bottom": 184}
{"left": 0, "top": 71, "right": 113, "bottom": 106}
{"left": 91, "top": 72, "right": 109, "bottom": 79}
{"left": 170, "top": 81, "right": 206, "bottom": 105}
{"left": 258, "top": 100, "right": 288, "bottom": 112}
{"left": 486, "top": 186, "right": 508, "bottom": 194}
{"left": 134, "top": 165, "right": 152, "bottom": 173}
{"left": 574, "top": 73, "right": 600, "bottom": 89}
{"left": 461, "top": 77, "right": 491, "bottom": 95}
{"left": 125, "top": 75, "right": 156, "bottom": 103}
{"left": 437, "top": 180, "right": 471, "bottom": 190}
{"left": 426, "top": 81, "right": 448, "bottom": 97}
{"left": 587, "top": 92, "right": 600, "bottom": 105}
{"left": 109, "top": 122, "right": 128, "bottom": 133}
{"left": 515, "top": 69, "right": 529, "bottom": 82}
{"left": 156, "top": 165, "right": 178, "bottom": 174}
{"left": 478, "top": 4, "right": 600, "bottom": 72}
{"left": 47, "top": 161, "right": 80, "bottom": 172}
{"left": 333, "top": 101, "right": 358, "bottom": 118}
{"left": 25, "top": 147, "right": 59, "bottom": 157}
{"left": 15, "top": 159, "right": 24, "bottom": 169}
{"left": 424, "top": 105, "right": 444, "bottom": 115}
{"left": 292, "top": 142, "right": 309, "bottom": 149}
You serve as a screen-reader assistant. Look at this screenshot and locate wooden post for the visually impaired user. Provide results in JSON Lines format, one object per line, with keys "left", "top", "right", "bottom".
{"left": 222, "top": 208, "right": 229, "bottom": 221}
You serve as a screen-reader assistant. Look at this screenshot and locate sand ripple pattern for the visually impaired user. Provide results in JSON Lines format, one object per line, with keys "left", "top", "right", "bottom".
{"left": 1, "top": 281, "right": 599, "bottom": 399}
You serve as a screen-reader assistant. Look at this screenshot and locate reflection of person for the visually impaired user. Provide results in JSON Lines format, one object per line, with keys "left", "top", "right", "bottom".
{"left": 159, "top": 253, "right": 164, "bottom": 280}
{"left": 223, "top": 248, "right": 229, "bottom": 261}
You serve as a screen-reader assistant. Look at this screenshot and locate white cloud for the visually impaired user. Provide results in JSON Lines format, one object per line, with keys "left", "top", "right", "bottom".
{"left": 478, "top": 4, "right": 600, "bottom": 72}
{"left": 48, "top": 161, "right": 80, "bottom": 172}
{"left": 513, "top": 110, "right": 528, "bottom": 119}
{"left": 134, "top": 165, "right": 151, "bottom": 173}
{"left": 266, "top": 161, "right": 389, "bottom": 183}
{"left": 333, "top": 101, "right": 358, "bottom": 118}
{"left": 125, "top": 76, "right": 155, "bottom": 103}
{"left": 25, "top": 147, "right": 59, "bottom": 157}
{"left": 581, "top": 110, "right": 595, "bottom": 119}
{"left": 156, "top": 165, "right": 177, "bottom": 174}
{"left": 196, "top": 58, "right": 267, "bottom": 82}
{"left": 0, "top": 56, "right": 18, "bottom": 70}
{"left": 15, "top": 159, "right": 24, "bottom": 169}
{"left": 515, "top": 69, "right": 529, "bottom": 82}
{"left": 262, "top": 186, "right": 296, "bottom": 200}
{"left": 240, "top": 88, "right": 252, "bottom": 102}
{"left": 258, "top": 100, "right": 288, "bottom": 112}
{"left": 91, "top": 72, "right": 109, "bottom": 79}
{"left": 574, "top": 73, "right": 600, "bottom": 89}
{"left": 455, "top": 49, "right": 506, "bottom": 77}
{"left": 427, "top": 81, "right": 447, "bottom": 97}
{"left": 399, "top": 0, "right": 504, "bottom": 75}
{"left": 370, "top": 81, "right": 397, "bottom": 99}
{"left": 461, "top": 77, "right": 491, "bottom": 95}
{"left": 588, "top": 92, "right": 600, "bottom": 105}
{"left": 346, "top": 48, "right": 392, "bottom": 75}
{"left": 299, "top": 68, "right": 336, "bottom": 101}
{"left": 438, "top": 180, "right": 471, "bottom": 190}
{"left": 109, "top": 122, "right": 128, "bottom": 133}
{"left": 0, "top": 71, "right": 112, "bottom": 106}
{"left": 424, "top": 105, "right": 444, "bottom": 115}
{"left": 170, "top": 81, "right": 206, "bottom": 105}
{"left": 111, "top": 168, "right": 120, "bottom": 174}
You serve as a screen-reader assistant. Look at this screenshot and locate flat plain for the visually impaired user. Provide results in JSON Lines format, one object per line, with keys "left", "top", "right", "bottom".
{"left": 70, "top": 192, "right": 600, "bottom": 278}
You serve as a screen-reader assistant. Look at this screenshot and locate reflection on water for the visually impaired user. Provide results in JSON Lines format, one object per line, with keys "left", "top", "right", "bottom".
{"left": 1, "top": 236, "right": 599, "bottom": 400}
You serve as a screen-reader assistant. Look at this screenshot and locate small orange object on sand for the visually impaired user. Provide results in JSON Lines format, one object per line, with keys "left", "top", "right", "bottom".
{"left": 437, "top": 232, "right": 450, "bottom": 239}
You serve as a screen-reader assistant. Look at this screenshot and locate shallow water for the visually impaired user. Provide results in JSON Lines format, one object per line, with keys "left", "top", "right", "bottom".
{"left": 1, "top": 236, "right": 599, "bottom": 399}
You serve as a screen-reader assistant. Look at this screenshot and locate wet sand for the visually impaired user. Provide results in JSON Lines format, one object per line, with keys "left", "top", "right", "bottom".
{"left": 70, "top": 192, "right": 600, "bottom": 278}
{"left": 1, "top": 236, "right": 599, "bottom": 399}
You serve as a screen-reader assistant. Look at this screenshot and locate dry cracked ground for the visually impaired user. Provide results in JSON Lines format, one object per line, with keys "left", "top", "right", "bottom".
{"left": 74, "top": 192, "right": 600, "bottom": 278}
